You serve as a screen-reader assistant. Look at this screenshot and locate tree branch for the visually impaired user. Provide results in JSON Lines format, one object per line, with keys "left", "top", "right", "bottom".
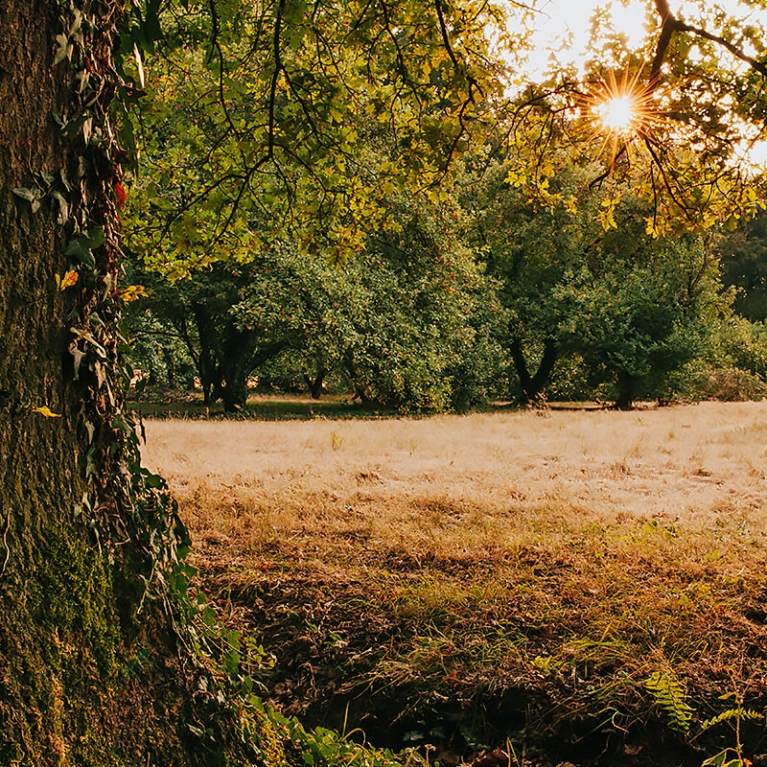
{"left": 269, "top": 0, "right": 287, "bottom": 160}
{"left": 650, "top": 0, "right": 767, "bottom": 90}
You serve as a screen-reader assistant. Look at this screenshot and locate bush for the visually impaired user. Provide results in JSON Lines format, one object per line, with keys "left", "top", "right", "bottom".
{"left": 675, "top": 363, "right": 767, "bottom": 402}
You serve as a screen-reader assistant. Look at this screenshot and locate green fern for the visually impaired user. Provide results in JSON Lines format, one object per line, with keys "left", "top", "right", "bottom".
{"left": 644, "top": 671, "right": 695, "bottom": 732}
{"left": 702, "top": 707, "right": 764, "bottom": 731}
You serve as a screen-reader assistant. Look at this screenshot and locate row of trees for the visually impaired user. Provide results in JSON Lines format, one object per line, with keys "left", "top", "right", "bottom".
{"left": 127, "top": 192, "right": 503, "bottom": 411}
{"left": 126, "top": 161, "right": 767, "bottom": 411}
{"left": 117, "top": 0, "right": 767, "bottom": 415}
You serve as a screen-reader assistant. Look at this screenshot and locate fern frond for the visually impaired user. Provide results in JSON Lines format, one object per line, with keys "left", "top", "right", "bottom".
{"left": 701, "top": 707, "right": 765, "bottom": 731}
{"left": 645, "top": 671, "right": 695, "bottom": 732}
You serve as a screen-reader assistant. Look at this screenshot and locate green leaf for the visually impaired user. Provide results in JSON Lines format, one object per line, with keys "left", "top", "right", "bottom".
{"left": 53, "top": 33, "right": 70, "bottom": 66}
{"left": 201, "top": 606, "right": 216, "bottom": 627}
{"left": 52, "top": 190, "right": 69, "bottom": 225}
{"left": 64, "top": 239, "right": 96, "bottom": 268}
{"left": 144, "top": 0, "right": 163, "bottom": 47}
{"left": 86, "top": 227, "right": 107, "bottom": 248}
{"left": 144, "top": 473, "right": 164, "bottom": 489}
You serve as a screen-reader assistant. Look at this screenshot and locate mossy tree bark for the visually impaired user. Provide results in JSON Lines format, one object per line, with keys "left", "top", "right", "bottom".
{"left": 0, "top": 3, "right": 206, "bottom": 764}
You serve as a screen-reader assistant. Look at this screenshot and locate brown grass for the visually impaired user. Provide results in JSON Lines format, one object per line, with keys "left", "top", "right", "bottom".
{"left": 143, "top": 402, "right": 767, "bottom": 572}
{"left": 142, "top": 402, "right": 767, "bottom": 764}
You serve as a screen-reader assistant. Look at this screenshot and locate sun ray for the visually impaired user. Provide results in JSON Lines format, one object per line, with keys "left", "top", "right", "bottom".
{"left": 574, "top": 63, "right": 661, "bottom": 172}
{"left": 594, "top": 93, "right": 637, "bottom": 135}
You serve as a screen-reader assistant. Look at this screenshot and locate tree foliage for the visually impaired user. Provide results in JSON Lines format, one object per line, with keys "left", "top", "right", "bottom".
{"left": 124, "top": 0, "right": 510, "bottom": 270}
{"left": 130, "top": 193, "right": 503, "bottom": 411}
{"left": 464, "top": 158, "right": 728, "bottom": 407}
{"left": 500, "top": 0, "right": 767, "bottom": 236}
{"left": 719, "top": 209, "right": 767, "bottom": 322}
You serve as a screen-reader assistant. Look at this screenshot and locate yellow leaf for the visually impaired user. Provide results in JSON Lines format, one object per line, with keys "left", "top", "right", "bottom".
{"left": 121, "top": 284, "right": 147, "bottom": 302}
{"left": 599, "top": 197, "right": 620, "bottom": 231}
{"left": 34, "top": 406, "right": 62, "bottom": 418}
{"left": 57, "top": 270, "right": 79, "bottom": 291}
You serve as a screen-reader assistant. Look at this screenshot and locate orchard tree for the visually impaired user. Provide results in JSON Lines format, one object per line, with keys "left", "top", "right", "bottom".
{"left": 719, "top": 209, "right": 767, "bottom": 322}
{"left": 129, "top": 256, "right": 308, "bottom": 411}
{"left": 554, "top": 231, "right": 723, "bottom": 409}
{"left": 300, "top": 196, "right": 502, "bottom": 412}
{"left": 464, "top": 161, "right": 593, "bottom": 404}
{"left": 125, "top": 304, "right": 198, "bottom": 389}
{"left": 124, "top": 0, "right": 510, "bottom": 272}
{"left": 130, "top": 194, "right": 503, "bottom": 413}
{"left": 503, "top": 0, "right": 767, "bottom": 231}
{"left": 466, "top": 160, "right": 727, "bottom": 407}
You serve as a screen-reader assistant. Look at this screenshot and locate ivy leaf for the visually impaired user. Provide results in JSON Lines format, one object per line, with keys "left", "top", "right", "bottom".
{"left": 86, "top": 227, "right": 107, "bottom": 249}
{"left": 56, "top": 270, "right": 79, "bottom": 291}
{"left": 13, "top": 186, "right": 45, "bottom": 215}
{"left": 81, "top": 116, "right": 92, "bottom": 145}
{"left": 121, "top": 284, "right": 146, "bottom": 302}
{"left": 144, "top": 473, "right": 164, "bottom": 489}
{"left": 52, "top": 190, "right": 70, "bottom": 225}
{"left": 53, "top": 33, "right": 71, "bottom": 66}
{"left": 64, "top": 228, "right": 106, "bottom": 268}
{"left": 12, "top": 187, "right": 40, "bottom": 203}
{"left": 70, "top": 346, "right": 86, "bottom": 380}
{"left": 64, "top": 239, "right": 96, "bottom": 268}
{"left": 143, "top": 0, "right": 163, "bottom": 47}
{"left": 133, "top": 42, "right": 145, "bottom": 88}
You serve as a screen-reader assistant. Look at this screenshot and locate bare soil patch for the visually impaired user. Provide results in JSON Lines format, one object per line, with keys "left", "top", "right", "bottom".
{"left": 142, "top": 402, "right": 767, "bottom": 767}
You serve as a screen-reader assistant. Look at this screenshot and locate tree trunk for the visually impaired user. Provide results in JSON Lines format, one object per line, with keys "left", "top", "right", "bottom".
{"left": 304, "top": 368, "right": 326, "bottom": 399}
{"left": 192, "top": 305, "right": 221, "bottom": 405}
{"left": 218, "top": 325, "right": 257, "bottom": 412}
{"left": 0, "top": 4, "right": 273, "bottom": 764}
{"left": 219, "top": 374, "right": 248, "bottom": 412}
{"left": 614, "top": 373, "right": 637, "bottom": 410}
{"left": 509, "top": 338, "right": 557, "bottom": 404}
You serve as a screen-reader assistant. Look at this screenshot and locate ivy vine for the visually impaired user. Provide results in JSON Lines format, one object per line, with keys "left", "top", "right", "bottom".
{"left": 10, "top": 4, "right": 292, "bottom": 762}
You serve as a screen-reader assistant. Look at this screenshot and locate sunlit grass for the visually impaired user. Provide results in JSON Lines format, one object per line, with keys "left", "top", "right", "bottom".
{"left": 143, "top": 402, "right": 767, "bottom": 759}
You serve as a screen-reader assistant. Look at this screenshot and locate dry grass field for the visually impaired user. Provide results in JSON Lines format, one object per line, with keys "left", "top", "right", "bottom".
{"left": 142, "top": 402, "right": 767, "bottom": 767}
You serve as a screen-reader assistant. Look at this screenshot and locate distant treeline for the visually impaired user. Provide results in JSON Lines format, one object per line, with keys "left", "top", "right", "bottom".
{"left": 125, "top": 170, "right": 767, "bottom": 413}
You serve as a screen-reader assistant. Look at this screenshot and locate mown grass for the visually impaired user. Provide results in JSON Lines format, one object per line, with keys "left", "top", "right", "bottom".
{"left": 142, "top": 402, "right": 767, "bottom": 767}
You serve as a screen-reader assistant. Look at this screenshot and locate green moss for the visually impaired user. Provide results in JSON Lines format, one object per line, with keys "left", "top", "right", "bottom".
{"left": 239, "top": 703, "right": 289, "bottom": 767}
{"left": 37, "top": 532, "right": 119, "bottom": 672}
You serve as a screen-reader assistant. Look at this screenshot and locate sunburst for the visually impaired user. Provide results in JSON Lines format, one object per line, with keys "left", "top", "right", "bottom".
{"left": 582, "top": 65, "right": 658, "bottom": 162}
{"left": 594, "top": 93, "right": 637, "bottom": 136}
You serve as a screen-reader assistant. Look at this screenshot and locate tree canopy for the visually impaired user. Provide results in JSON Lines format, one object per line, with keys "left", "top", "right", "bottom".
{"left": 123, "top": 0, "right": 510, "bottom": 271}
{"left": 121, "top": 0, "right": 767, "bottom": 279}
{"left": 502, "top": 0, "right": 767, "bottom": 233}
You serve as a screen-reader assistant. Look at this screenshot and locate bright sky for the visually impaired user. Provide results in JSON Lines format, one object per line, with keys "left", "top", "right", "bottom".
{"left": 525, "top": 0, "right": 767, "bottom": 75}
{"left": 521, "top": 0, "right": 767, "bottom": 166}
{"left": 525, "top": 0, "right": 648, "bottom": 79}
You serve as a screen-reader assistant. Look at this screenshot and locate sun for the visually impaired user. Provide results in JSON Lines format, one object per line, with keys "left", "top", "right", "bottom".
{"left": 594, "top": 93, "right": 638, "bottom": 136}
{"left": 581, "top": 65, "right": 658, "bottom": 158}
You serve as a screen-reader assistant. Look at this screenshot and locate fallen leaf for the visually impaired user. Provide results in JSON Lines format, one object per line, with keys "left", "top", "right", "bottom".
{"left": 34, "top": 406, "right": 62, "bottom": 418}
